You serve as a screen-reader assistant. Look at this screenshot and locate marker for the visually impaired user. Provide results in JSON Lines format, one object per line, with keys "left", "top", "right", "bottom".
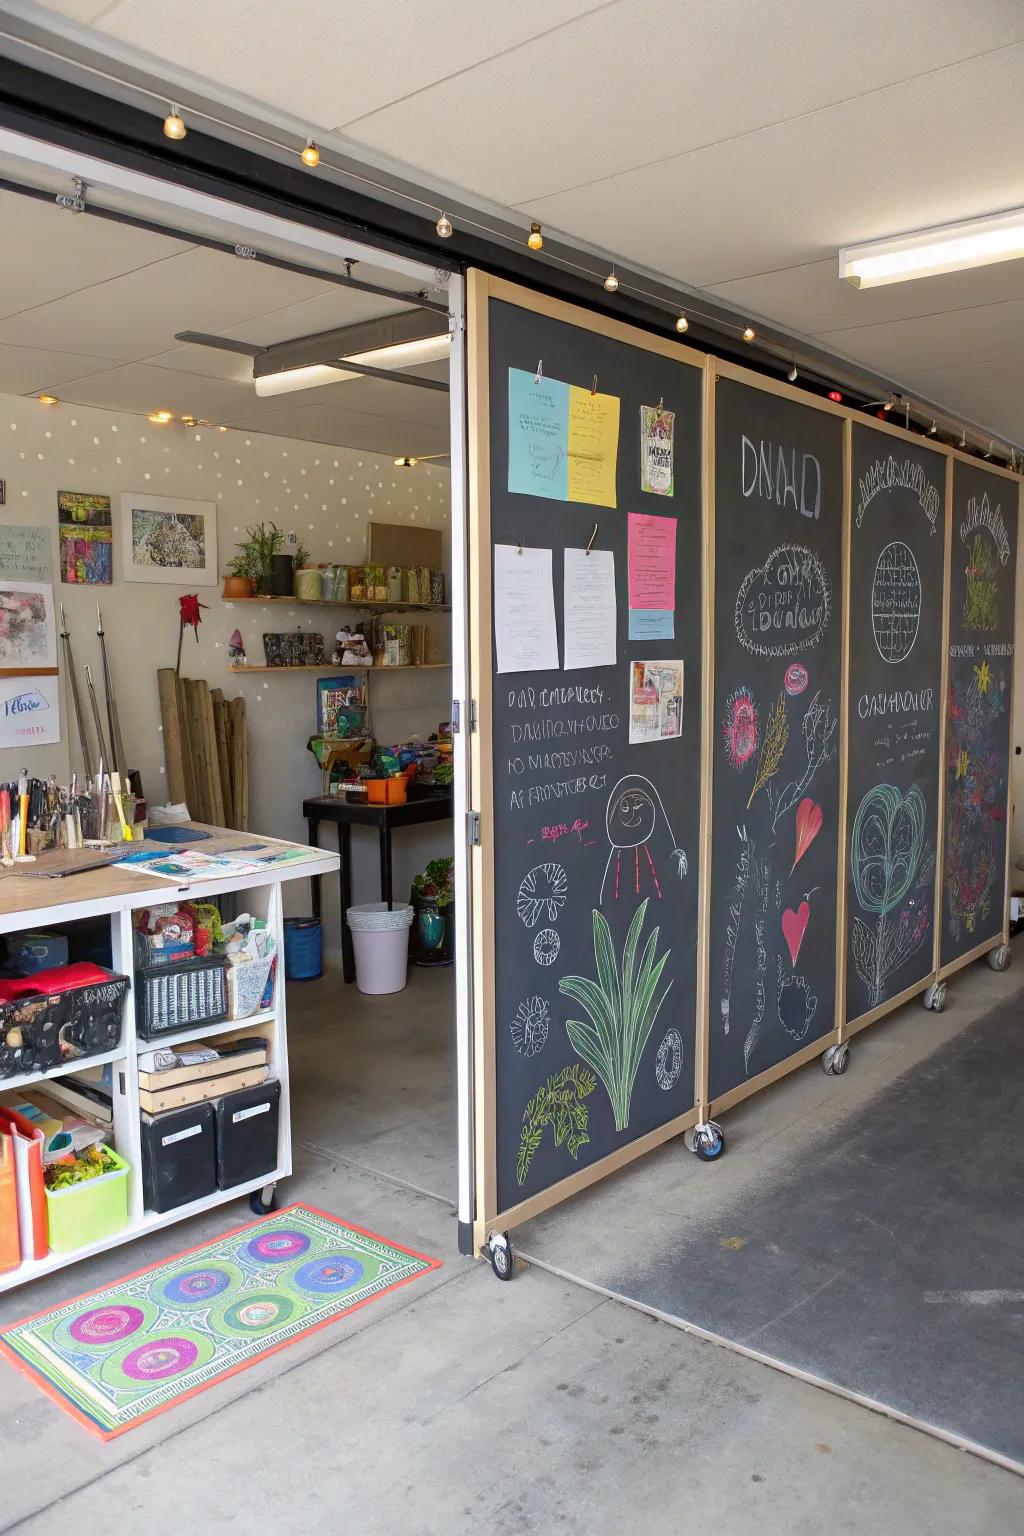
{"left": 17, "top": 769, "right": 28, "bottom": 858}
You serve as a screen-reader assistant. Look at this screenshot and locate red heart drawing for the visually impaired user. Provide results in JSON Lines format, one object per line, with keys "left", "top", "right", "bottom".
{"left": 791, "top": 798, "right": 823, "bottom": 873}
{"left": 782, "top": 901, "right": 810, "bottom": 967}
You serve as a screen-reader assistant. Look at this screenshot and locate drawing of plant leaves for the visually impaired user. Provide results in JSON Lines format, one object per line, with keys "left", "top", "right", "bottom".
{"left": 516, "top": 1063, "right": 597, "bottom": 1186}
{"left": 560, "top": 899, "right": 672, "bottom": 1132}
{"left": 747, "top": 693, "right": 788, "bottom": 810}
{"left": 850, "top": 784, "right": 928, "bottom": 1006}
{"left": 772, "top": 691, "right": 837, "bottom": 829}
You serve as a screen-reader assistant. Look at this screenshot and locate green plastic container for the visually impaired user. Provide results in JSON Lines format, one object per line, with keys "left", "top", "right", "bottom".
{"left": 45, "top": 1147, "right": 130, "bottom": 1253}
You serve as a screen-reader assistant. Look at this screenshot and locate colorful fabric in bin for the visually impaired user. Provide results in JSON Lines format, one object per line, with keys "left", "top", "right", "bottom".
{"left": 0, "top": 1204, "right": 440, "bottom": 1438}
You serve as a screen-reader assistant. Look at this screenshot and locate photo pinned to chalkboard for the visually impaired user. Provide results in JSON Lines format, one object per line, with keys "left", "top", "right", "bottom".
{"left": 628, "top": 658, "right": 683, "bottom": 744}
{"left": 640, "top": 401, "right": 675, "bottom": 496}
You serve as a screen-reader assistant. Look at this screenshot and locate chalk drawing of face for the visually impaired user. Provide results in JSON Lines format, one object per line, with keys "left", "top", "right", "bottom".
{"left": 607, "top": 782, "right": 657, "bottom": 847}
{"left": 600, "top": 774, "right": 687, "bottom": 906}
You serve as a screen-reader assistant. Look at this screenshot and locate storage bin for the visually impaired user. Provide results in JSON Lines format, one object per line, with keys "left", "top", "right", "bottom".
{"left": 214, "top": 1078, "right": 280, "bottom": 1189}
{"left": 0, "top": 965, "right": 128, "bottom": 1080}
{"left": 346, "top": 903, "right": 413, "bottom": 994}
{"left": 141, "top": 1103, "right": 217, "bottom": 1213}
{"left": 226, "top": 954, "right": 276, "bottom": 1019}
{"left": 283, "top": 917, "right": 322, "bottom": 981}
{"left": 45, "top": 1146, "right": 130, "bottom": 1253}
{"left": 135, "top": 955, "right": 227, "bottom": 1042}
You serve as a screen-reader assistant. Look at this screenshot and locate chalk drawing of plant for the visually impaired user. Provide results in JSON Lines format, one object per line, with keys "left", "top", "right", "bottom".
{"left": 747, "top": 693, "right": 788, "bottom": 809}
{"left": 850, "top": 783, "right": 931, "bottom": 1008}
{"left": 771, "top": 690, "right": 837, "bottom": 829}
{"left": 516, "top": 1064, "right": 597, "bottom": 1186}
{"left": 963, "top": 533, "right": 998, "bottom": 631}
{"left": 560, "top": 898, "right": 672, "bottom": 1132}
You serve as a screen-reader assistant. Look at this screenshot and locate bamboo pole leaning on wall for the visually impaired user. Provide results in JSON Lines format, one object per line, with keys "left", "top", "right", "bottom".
{"left": 157, "top": 669, "right": 249, "bottom": 830}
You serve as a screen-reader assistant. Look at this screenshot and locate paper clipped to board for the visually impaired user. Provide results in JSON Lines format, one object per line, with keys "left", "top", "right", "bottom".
{"left": 563, "top": 548, "right": 617, "bottom": 670}
{"left": 494, "top": 544, "right": 560, "bottom": 674}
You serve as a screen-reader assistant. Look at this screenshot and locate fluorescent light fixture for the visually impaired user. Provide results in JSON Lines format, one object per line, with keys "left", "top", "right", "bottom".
{"left": 840, "top": 206, "right": 1024, "bottom": 288}
{"left": 254, "top": 331, "right": 450, "bottom": 397}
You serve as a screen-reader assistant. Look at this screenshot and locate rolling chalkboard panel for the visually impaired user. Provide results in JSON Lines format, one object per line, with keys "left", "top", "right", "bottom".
{"left": 486, "top": 297, "right": 703, "bottom": 1217}
{"left": 846, "top": 426, "right": 947, "bottom": 1021}
{"left": 941, "top": 462, "right": 1018, "bottom": 967}
{"left": 708, "top": 379, "right": 843, "bottom": 1104}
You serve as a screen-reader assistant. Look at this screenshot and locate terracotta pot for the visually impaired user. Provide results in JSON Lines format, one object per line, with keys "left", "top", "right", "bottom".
{"left": 222, "top": 575, "right": 253, "bottom": 599}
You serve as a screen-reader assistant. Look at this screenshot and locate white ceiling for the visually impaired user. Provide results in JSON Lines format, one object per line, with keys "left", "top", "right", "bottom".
{"left": 37, "top": 0, "right": 1024, "bottom": 445}
{"left": 0, "top": 187, "right": 450, "bottom": 456}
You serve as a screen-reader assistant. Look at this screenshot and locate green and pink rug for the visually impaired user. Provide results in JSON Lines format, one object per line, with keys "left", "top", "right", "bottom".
{"left": 0, "top": 1203, "right": 440, "bottom": 1439}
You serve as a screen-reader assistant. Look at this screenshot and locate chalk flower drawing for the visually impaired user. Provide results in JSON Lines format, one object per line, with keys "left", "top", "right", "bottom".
{"left": 771, "top": 690, "right": 837, "bottom": 829}
{"left": 746, "top": 693, "right": 788, "bottom": 809}
{"left": 945, "top": 667, "right": 1007, "bottom": 941}
{"left": 560, "top": 899, "right": 672, "bottom": 1132}
{"left": 516, "top": 1064, "right": 597, "bottom": 1186}
{"left": 776, "top": 958, "right": 818, "bottom": 1042}
{"left": 533, "top": 928, "right": 561, "bottom": 966}
{"left": 722, "top": 687, "right": 759, "bottom": 769}
{"left": 850, "top": 782, "right": 932, "bottom": 1008}
{"left": 509, "top": 996, "right": 551, "bottom": 1057}
{"left": 600, "top": 775, "right": 687, "bottom": 906}
{"left": 516, "top": 863, "right": 568, "bottom": 929}
{"left": 963, "top": 533, "right": 999, "bottom": 631}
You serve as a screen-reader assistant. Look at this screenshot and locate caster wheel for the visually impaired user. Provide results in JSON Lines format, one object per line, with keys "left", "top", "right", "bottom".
{"left": 688, "top": 1121, "right": 725, "bottom": 1161}
{"left": 923, "top": 982, "right": 947, "bottom": 1013}
{"left": 987, "top": 944, "right": 1011, "bottom": 973}
{"left": 249, "top": 1184, "right": 277, "bottom": 1216}
{"left": 822, "top": 1043, "right": 850, "bottom": 1075}
{"left": 488, "top": 1233, "right": 514, "bottom": 1281}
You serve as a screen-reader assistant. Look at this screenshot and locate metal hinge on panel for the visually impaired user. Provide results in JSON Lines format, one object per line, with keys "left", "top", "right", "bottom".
{"left": 452, "top": 700, "right": 461, "bottom": 733}
{"left": 469, "top": 699, "right": 478, "bottom": 733}
{"left": 466, "top": 811, "right": 481, "bottom": 846}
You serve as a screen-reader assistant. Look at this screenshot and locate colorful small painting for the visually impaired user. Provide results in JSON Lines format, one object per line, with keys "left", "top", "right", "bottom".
{"left": 58, "top": 491, "right": 113, "bottom": 585}
{"left": 120, "top": 494, "right": 218, "bottom": 585}
{"left": 0, "top": 581, "right": 57, "bottom": 670}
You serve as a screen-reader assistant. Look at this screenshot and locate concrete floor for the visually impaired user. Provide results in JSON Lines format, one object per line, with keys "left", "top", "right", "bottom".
{"left": 1, "top": 957, "right": 1023, "bottom": 1533}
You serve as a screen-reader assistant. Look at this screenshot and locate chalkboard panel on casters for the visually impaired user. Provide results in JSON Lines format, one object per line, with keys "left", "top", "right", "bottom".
{"left": 941, "top": 461, "right": 1018, "bottom": 968}
{"left": 486, "top": 296, "right": 704, "bottom": 1219}
{"left": 708, "top": 378, "right": 844, "bottom": 1104}
{"left": 846, "top": 426, "right": 947, "bottom": 1023}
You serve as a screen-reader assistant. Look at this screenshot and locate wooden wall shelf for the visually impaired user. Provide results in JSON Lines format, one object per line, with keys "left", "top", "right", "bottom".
{"left": 224, "top": 596, "right": 451, "bottom": 613}
{"left": 228, "top": 662, "right": 452, "bottom": 673}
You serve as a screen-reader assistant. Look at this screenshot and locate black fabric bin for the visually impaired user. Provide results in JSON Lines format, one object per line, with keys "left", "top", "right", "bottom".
{"left": 141, "top": 1102, "right": 217, "bottom": 1213}
{"left": 214, "top": 1078, "right": 280, "bottom": 1189}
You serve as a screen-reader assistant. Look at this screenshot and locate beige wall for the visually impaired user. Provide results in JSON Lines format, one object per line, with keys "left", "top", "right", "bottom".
{"left": 0, "top": 392, "right": 454, "bottom": 946}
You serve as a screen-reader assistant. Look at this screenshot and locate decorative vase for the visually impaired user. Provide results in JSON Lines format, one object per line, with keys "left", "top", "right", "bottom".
{"left": 270, "top": 552, "right": 294, "bottom": 597}
{"left": 222, "top": 575, "right": 253, "bottom": 599}
{"left": 295, "top": 566, "right": 322, "bottom": 602}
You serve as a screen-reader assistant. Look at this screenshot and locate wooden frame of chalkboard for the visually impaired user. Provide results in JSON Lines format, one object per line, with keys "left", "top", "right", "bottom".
{"left": 466, "top": 271, "right": 708, "bottom": 1254}
{"left": 935, "top": 447, "right": 1020, "bottom": 984}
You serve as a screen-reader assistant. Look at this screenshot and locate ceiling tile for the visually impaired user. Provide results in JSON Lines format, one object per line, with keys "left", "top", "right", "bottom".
{"left": 52, "top": 361, "right": 276, "bottom": 420}
{"left": 222, "top": 404, "right": 446, "bottom": 458}
{"left": 895, "top": 355, "right": 1024, "bottom": 444}
{"left": 818, "top": 299, "right": 1024, "bottom": 377}
{"left": 0, "top": 343, "right": 123, "bottom": 395}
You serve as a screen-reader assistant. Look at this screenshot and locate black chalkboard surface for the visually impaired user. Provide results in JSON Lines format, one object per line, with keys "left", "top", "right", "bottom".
{"left": 941, "top": 462, "right": 1018, "bottom": 967}
{"left": 486, "top": 297, "right": 703, "bottom": 1216}
{"left": 846, "top": 427, "right": 947, "bottom": 1020}
{"left": 707, "top": 379, "right": 843, "bottom": 1103}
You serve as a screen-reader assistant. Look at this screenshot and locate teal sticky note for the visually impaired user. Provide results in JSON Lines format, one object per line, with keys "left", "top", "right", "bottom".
{"left": 629, "top": 609, "right": 674, "bottom": 640}
{"left": 508, "top": 368, "right": 569, "bottom": 500}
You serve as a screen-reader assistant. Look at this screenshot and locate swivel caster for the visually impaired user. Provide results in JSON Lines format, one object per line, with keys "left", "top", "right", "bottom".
{"left": 821, "top": 1042, "right": 849, "bottom": 1075}
{"left": 987, "top": 944, "right": 1011, "bottom": 973}
{"left": 249, "top": 1183, "right": 277, "bottom": 1215}
{"left": 487, "top": 1231, "right": 515, "bottom": 1281}
{"left": 923, "top": 981, "right": 947, "bottom": 1012}
{"left": 686, "top": 1121, "right": 725, "bottom": 1161}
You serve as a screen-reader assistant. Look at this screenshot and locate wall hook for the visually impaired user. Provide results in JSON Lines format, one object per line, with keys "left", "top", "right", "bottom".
{"left": 591, "top": 374, "right": 598, "bottom": 396}
{"left": 585, "top": 522, "right": 598, "bottom": 555}
{"left": 534, "top": 359, "right": 543, "bottom": 383}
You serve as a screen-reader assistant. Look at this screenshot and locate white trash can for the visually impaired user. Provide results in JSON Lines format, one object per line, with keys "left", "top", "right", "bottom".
{"left": 346, "top": 902, "right": 414, "bottom": 995}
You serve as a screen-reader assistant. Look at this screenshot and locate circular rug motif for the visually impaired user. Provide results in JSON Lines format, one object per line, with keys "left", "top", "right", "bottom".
{"left": 292, "top": 1255, "right": 365, "bottom": 1294}
{"left": 69, "top": 1304, "right": 144, "bottom": 1346}
{"left": 218, "top": 1291, "right": 296, "bottom": 1334}
{"left": 245, "top": 1229, "right": 311, "bottom": 1264}
{"left": 121, "top": 1337, "right": 199, "bottom": 1382}
{"left": 159, "top": 1267, "right": 233, "bottom": 1306}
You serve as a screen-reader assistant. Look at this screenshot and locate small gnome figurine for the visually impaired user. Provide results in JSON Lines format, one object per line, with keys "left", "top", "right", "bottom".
{"left": 227, "top": 627, "right": 247, "bottom": 666}
{"left": 336, "top": 626, "right": 372, "bottom": 665}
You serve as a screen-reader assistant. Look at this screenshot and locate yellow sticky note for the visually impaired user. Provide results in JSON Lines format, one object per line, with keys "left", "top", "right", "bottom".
{"left": 568, "top": 385, "right": 620, "bottom": 507}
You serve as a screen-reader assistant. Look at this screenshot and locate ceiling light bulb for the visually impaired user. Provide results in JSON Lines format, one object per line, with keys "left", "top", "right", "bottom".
{"left": 37, "top": 393, "right": 59, "bottom": 405}
{"left": 163, "top": 106, "right": 186, "bottom": 141}
{"left": 984, "top": 440, "right": 995, "bottom": 459}
{"left": 883, "top": 397, "right": 895, "bottom": 412}
{"left": 828, "top": 389, "right": 843, "bottom": 403}
{"left": 787, "top": 363, "right": 798, "bottom": 382}
{"left": 301, "top": 138, "right": 320, "bottom": 168}
{"left": 148, "top": 410, "right": 174, "bottom": 424}
{"left": 928, "top": 421, "right": 938, "bottom": 436}
{"left": 675, "top": 311, "right": 689, "bottom": 333}
{"left": 603, "top": 268, "right": 619, "bottom": 292}
{"left": 435, "top": 211, "right": 453, "bottom": 239}
{"left": 742, "top": 324, "right": 756, "bottom": 342}
{"left": 217, "top": 425, "right": 228, "bottom": 432}
{"left": 393, "top": 456, "right": 418, "bottom": 468}
{"left": 528, "top": 222, "right": 544, "bottom": 251}
{"left": 959, "top": 428, "right": 967, "bottom": 449}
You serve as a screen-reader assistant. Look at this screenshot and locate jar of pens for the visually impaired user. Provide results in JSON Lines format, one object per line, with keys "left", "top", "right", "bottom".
{"left": 0, "top": 769, "right": 141, "bottom": 868}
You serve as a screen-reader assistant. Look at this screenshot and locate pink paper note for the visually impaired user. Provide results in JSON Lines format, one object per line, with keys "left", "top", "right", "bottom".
{"left": 628, "top": 513, "right": 676, "bottom": 610}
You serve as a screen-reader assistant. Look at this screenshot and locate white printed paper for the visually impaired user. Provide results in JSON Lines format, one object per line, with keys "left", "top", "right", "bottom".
{"left": 563, "top": 548, "right": 616, "bottom": 670}
{"left": 494, "top": 544, "right": 559, "bottom": 674}
{"left": 0, "top": 673, "right": 61, "bottom": 748}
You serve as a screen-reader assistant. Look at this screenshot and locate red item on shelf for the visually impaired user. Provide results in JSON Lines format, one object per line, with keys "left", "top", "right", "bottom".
{"left": 0, "top": 963, "right": 113, "bottom": 1004}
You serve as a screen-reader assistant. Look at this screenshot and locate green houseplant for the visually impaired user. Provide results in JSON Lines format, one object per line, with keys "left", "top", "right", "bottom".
{"left": 227, "top": 522, "right": 284, "bottom": 596}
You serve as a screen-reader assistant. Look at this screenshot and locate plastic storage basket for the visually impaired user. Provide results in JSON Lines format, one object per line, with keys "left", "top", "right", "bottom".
{"left": 44, "top": 1146, "right": 130, "bottom": 1253}
{"left": 0, "top": 965, "right": 129, "bottom": 1080}
{"left": 135, "top": 956, "right": 227, "bottom": 1042}
{"left": 226, "top": 955, "right": 276, "bottom": 1020}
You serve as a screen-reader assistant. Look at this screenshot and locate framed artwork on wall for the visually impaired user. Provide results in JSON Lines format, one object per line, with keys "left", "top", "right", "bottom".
{"left": 58, "top": 490, "right": 113, "bottom": 585}
{"left": 119, "top": 493, "right": 218, "bottom": 584}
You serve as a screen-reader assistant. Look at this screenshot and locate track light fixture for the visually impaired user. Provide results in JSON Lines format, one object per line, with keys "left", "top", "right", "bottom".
{"left": 787, "top": 362, "right": 798, "bottom": 383}
{"left": 675, "top": 311, "right": 689, "bottom": 333}
{"left": 301, "top": 138, "right": 320, "bottom": 168}
{"left": 983, "top": 440, "right": 995, "bottom": 459}
{"left": 55, "top": 177, "right": 87, "bottom": 214}
{"left": 603, "top": 268, "right": 619, "bottom": 292}
{"left": 742, "top": 325, "right": 756, "bottom": 342}
{"left": 527, "top": 222, "right": 544, "bottom": 251}
{"left": 435, "top": 211, "right": 453, "bottom": 239}
{"left": 959, "top": 428, "right": 967, "bottom": 449}
{"left": 928, "top": 420, "right": 938, "bottom": 436}
{"left": 163, "top": 105, "right": 186, "bottom": 141}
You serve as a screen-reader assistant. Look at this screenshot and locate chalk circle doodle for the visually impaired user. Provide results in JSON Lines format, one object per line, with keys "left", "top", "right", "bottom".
{"left": 784, "top": 662, "right": 808, "bottom": 696}
{"left": 722, "top": 687, "right": 759, "bottom": 769}
{"left": 735, "top": 545, "right": 831, "bottom": 658}
{"left": 655, "top": 1028, "right": 684, "bottom": 1090}
{"left": 533, "top": 928, "right": 561, "bottom": 966}
{"left": 871, "top": 541, "right": 921, "bottom": 663}
{"left": 509, "top": 996, "right": 551, "bottom": 1057}
{"left": 600, "top": 774, "right": 687, "bottom": 905}
{"left": 516, "top": 863, "right": 568, "bottom": 928}
{"left": 776, "top": 958, "right": 818, "bottom": 1041}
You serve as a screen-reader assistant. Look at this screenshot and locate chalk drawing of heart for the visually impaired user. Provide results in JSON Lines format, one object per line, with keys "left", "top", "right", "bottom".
{"left": 791, "top": 798, "right": 823, "bottom": 874}
{"left": 782, "top": 901, "right": 810, "bottom": 967}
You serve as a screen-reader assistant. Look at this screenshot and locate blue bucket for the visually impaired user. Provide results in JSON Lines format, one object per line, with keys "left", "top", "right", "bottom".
{"left": 283, "top": 917, "right": 323, "bottom": 981}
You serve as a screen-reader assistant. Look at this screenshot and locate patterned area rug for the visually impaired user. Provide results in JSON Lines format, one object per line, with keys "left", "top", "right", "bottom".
{"left": 0, "top": 1203, "right": 440, "bottom": 1439}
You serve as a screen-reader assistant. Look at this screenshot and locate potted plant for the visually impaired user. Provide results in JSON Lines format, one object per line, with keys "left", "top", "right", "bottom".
{"left": 410, "top": 856, "right": 455, "bottom": 966}
{"left": 225, "top": 522, "right": 284, "bottom": 598}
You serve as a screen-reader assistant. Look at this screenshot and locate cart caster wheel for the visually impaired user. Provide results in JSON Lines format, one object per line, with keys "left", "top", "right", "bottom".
{"left": 987, "top": 944, "right": 1011, "bottom": 972}
{"left": 249, "top": 1184, "right": 277, "bottom": 1216}
{"left": 923, "top": 982, "right": 947, "bottom": 1012}
{"left": 687, "top": 1121, "right": 725, "bottom": 1161}
{"left": 822, "top": 1043, "right": 849, "bottom": 1076}
{"left": 487, "top": 1232, "right": 514, "bottom": 1281}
